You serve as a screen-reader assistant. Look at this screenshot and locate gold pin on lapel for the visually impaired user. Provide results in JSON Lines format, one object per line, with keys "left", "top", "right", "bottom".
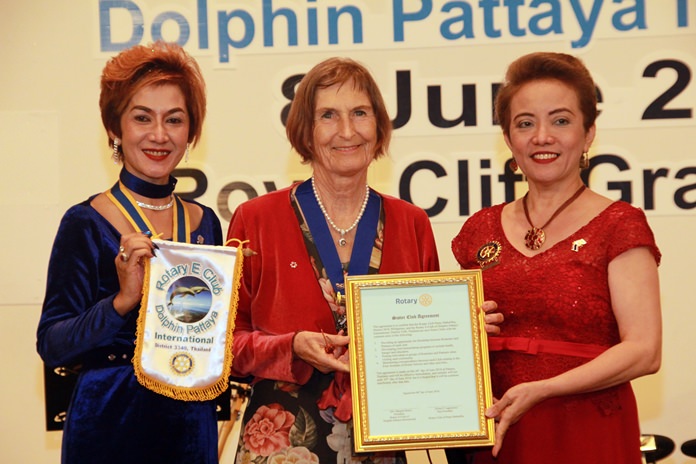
{"left": 571, "top": 239, "right": 587, "bottom": 252}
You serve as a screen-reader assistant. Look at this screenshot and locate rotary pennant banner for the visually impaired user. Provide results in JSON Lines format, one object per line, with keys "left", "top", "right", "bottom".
{"left": 134, "top": 239, "right": 244, "bottom": 401}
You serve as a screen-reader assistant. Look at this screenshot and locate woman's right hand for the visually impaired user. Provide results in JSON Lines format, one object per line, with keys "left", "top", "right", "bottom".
{"left": 485, "top": 380, "right": 549, "bottom": 457}
{"left": 113, "top": 232, "right": 158, "bottom": 316}
{"left": 293, "top": 330, "right": 350, "bottom": 373}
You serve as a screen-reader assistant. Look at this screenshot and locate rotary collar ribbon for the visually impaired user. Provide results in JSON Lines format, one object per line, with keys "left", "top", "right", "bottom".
{"left": 106, "top": 181, "right": 190, "bottom": 242}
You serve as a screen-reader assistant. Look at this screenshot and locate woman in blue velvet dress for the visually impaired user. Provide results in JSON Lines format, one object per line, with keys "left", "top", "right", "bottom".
{"left": 37, "top": 41, "right": 222, "bottom": 464}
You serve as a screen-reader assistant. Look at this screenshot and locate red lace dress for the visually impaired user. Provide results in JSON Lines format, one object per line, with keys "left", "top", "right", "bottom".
{"left": 451, "top": 201, "right": 660, "bottom": 464}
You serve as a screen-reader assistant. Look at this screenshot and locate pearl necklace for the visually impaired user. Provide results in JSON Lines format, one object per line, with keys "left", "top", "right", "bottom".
{"left": 311, "top": 176, "right": 370, "bottom": 247}
{"left": 136, "top": 195, "right": 175, "bottom": 211}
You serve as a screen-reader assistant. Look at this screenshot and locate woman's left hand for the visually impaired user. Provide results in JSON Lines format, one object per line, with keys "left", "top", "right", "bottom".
{"left": 485, "top": 380, "right": 546, "bottom": 457}
{"left": 113, "top": 232, "right": 158, "bottom": 316}
{"left": 481, "top": 300, "right": 503, "bottom": 335}
{"left": 292, "top": 330, "right": 350, "bottom": 374}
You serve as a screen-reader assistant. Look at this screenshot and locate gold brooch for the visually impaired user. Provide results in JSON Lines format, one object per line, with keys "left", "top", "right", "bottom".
{"left": 476, "top": 241, "right": 502, "bottom": 269}
{"left": 571, "top": 239, "right": 587, "bottom": 252}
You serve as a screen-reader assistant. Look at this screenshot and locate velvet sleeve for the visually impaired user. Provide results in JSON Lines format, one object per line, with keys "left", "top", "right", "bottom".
{"left": 36, "top": 204, "right": 129, "bottom": 368}
{"left": 226, "top": 200, "right": 314, "bottom": 385}
{"left": 196, "top": 202, "right": 223, "bottom": 246}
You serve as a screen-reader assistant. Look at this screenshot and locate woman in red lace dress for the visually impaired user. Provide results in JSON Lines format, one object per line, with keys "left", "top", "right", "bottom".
{"left": 451, "top": 52, "right": 662, "bottom": 464}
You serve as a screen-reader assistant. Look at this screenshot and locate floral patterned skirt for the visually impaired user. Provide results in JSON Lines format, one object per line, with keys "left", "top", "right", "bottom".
{"left": 235, "top": 371, "right": 405, "bottom": 464}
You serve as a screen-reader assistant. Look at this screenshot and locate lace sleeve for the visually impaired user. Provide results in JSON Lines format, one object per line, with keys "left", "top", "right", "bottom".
{"left": 606, "top": 202, "right": 661, "bottom": 265}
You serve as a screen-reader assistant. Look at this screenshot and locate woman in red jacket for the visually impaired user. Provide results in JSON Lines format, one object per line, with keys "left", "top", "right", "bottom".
{"left": 227, "top": 57, "right": 500, "bottom": 464}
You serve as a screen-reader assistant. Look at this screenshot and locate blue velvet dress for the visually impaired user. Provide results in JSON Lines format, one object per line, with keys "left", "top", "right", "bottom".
{"left": 37, "top": 196, "right": 223, "bottom": 464}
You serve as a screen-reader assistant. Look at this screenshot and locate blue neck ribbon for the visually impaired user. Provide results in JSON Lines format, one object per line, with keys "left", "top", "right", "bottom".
{"left": 295, "top": 179, "right": 380, "bottom": 299}
{"left": 107, "top": 181, "right": 189, "bottom": 243}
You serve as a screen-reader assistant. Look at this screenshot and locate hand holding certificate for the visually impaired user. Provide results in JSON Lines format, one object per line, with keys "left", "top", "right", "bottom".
{"left": 345, "top": 270, "right": 495, "bottom": 452}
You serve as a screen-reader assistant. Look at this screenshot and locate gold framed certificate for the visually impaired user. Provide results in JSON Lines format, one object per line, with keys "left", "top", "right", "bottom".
{"left": 344, "top": 270, "right": 494, "bottom": 452}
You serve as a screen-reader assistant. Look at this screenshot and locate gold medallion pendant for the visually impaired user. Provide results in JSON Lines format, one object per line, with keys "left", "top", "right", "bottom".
{"left": 524, "top": 227, "right": 546, "bottom": 251}
{"left": 522, "top": 185, "right": 585, "bottom": 251}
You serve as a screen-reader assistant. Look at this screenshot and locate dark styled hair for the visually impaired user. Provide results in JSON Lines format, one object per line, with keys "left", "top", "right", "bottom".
{"left": 494, "top": 52, "right": 598, "bottom": 135}
{"left": 99, "top": 41, "right": 206, "bottom": 149}
{"left": 285, "top": 57, "right": 392, "bottom": 162}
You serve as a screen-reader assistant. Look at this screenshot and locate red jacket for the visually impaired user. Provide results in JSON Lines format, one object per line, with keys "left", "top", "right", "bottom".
{"left": 226, "top": 184, "right": 439, "bottom": 385}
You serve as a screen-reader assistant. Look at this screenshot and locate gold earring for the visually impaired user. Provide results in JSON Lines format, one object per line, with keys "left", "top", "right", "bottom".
{"left": 580, "top": 152, "right": 589, "bottom": 169}
{"left": 185, "top": 143, "right": 190, "bottom": 163}
{"left": 112, "top": 138, "right": 121, "bottom": 164}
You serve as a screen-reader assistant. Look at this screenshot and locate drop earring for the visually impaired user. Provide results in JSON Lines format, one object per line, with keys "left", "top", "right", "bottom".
{"left": 510, "top": 159, "right": 518, "bottom": 172}
{"left": 185, "top": 143, "right": 190, "bottom": 163}
{"left": 112, "top": 138, "right": 121, "bottom": 164}
{"left": 580, "top": 152, "right": 589, "bottom": 169}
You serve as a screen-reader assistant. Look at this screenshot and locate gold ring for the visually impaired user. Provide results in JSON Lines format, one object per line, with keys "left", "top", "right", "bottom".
{"left": 120, "top": 252, "right": 129, "bottom": 262}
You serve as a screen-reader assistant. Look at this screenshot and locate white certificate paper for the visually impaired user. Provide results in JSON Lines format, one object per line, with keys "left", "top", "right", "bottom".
{"left": 345, "top": 270, "right": 494, "bottom": 452}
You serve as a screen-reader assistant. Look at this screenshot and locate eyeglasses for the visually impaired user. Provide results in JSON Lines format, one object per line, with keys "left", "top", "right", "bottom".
{"left": 314, "top": 108, "right": 375, "bottom": 126}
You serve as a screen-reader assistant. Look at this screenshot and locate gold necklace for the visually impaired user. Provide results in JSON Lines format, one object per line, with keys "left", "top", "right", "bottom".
{"left": 523, "top": 185, "right": 586, "bottom": 250}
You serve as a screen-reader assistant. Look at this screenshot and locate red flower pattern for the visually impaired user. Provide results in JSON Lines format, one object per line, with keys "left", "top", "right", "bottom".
{"left": 242, "top": 403, "right": 295, "bottom": 457}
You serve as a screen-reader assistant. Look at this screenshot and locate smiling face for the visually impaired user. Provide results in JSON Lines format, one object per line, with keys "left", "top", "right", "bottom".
{"left": 114, "top": 83, "right": 190, "bottom": 184}
{"left": 505, "top": 79, "right": 595, "bottom": 187}
{"left": 311, "top": 82, "right": 377, "bottom": 179}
